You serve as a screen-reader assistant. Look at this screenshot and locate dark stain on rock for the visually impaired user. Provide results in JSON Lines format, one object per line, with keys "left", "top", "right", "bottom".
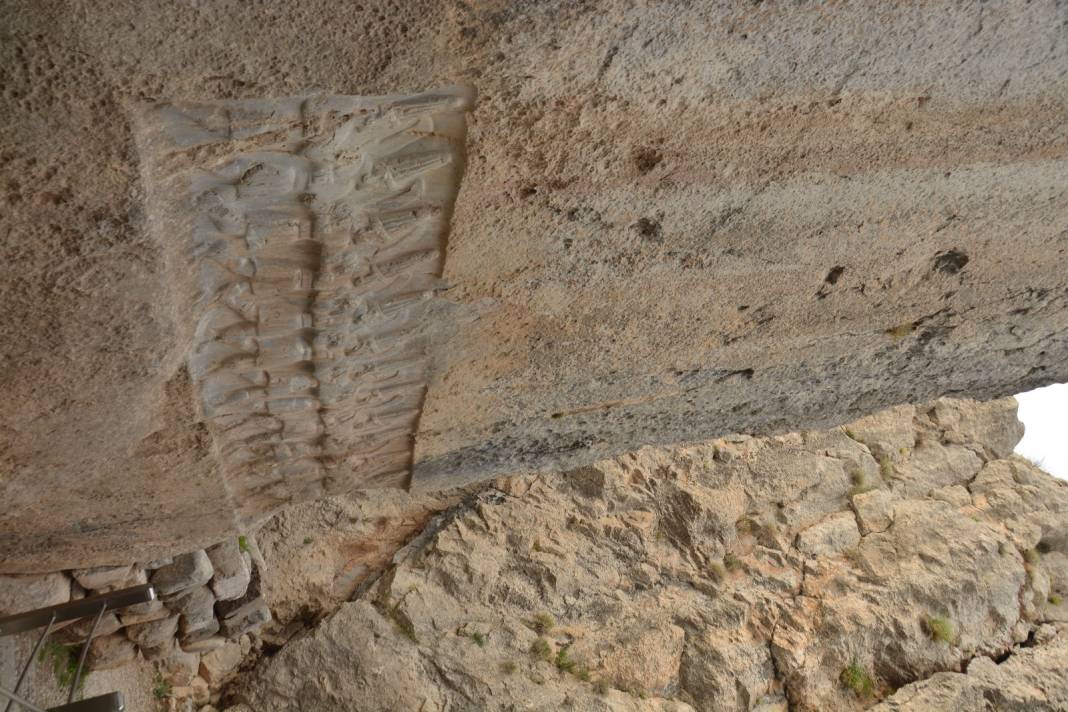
{"left": 632, "top": 217, "right": 662, "bottom": 242}
{"left": 632, "top": 146, "right": 663, "bottom": 175}
{"left": 933, "top": 249, "right": 969, "bottom": 275}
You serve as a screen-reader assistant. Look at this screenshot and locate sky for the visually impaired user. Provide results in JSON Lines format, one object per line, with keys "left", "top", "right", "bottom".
{"left": 1014, "top": 382, "right": 1068, "bottom": 480}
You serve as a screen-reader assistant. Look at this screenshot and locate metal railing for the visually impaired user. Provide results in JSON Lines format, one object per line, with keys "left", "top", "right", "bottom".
{"left": 0, "top": 584, "right": 156, "bottom": 712}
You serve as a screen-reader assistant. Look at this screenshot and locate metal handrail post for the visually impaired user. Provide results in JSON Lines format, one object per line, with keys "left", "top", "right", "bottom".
{"left": 66, "top": 604, "right": 106, "bottom": 704}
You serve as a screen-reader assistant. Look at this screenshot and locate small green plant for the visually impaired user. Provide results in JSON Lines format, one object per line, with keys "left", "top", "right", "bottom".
{"left": 1023, "top": 548, "right": 1041, "bottom": 566}
{"left": 471, "top": 632, "right": 486, "bottom": 647}
{"left": 500, "top": 660, "right": 518, "bottom": 674}
{"left": 39, "top": 642, "right": 86, "bottom": 694}
{"left": 528, "top": 612, "right": 555, "bottom": 635}
{"left": 238, "top": 535, "right": 250, "bottom": 553}
{"left": 844, "top": 429, "right": 859, "bottom": 442}
{"left": 848, "top": 467, "right": 872, "bottom": 496}
{"left": 594, "top": 678, "right": 611, "bottom": 695}
{"left": 879, "top": 456, "right": 893, "bottom": 479}
{"left": 532, "top": 541, "right": 544, "bottom": 553}
{"left": 555, "top": 645, "right": 577, "bottom": 673}
{"left": 1049, "top": 594, "right": 1063, "bottom": 606}
{"left": 840, "top": 663, "right": 875, "bottom": 698}
{"left": 724, "top": 552, "right": 742, "bottom": 571}
{"left": 575, "top": 665, "right": 591, "bottom": 682}
{"left": 152, "top": 675, "right": 172, "bottom": 699}
{"left": 530, "top": 637, "right": 552, "bottom": 661}
{"left": 924, "top": 616, "right": 955, "bottom": 644}
{"left": 708, "top": 562, "right": 726, "bottom": 582}
{"left": 303, "top": 537, "right": 313, "bottom": 545}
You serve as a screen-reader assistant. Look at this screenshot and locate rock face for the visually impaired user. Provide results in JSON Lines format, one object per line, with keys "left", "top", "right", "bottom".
{"left": 228, "top": 398, "right": 1068, "bottom": 711}
{"left": 2, "top": 2, "right": 1067, "bottom": 572}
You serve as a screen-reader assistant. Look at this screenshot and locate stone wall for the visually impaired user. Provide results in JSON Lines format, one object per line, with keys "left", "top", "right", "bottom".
{"left": 0, "top": 537, "right": 271, "bottom": 689}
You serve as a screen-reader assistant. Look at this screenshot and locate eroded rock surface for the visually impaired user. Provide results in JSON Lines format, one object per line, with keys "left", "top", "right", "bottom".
{"left": 1, "top": 1, "right": 1066, "bottom": 571}
{"left": 225, "top": 398, "right": 1068, "bottom": 711}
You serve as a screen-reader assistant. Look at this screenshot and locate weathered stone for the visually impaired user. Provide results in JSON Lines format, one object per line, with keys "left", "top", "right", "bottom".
{"left": 139, "top": 637, "right": 175, "bottom": 662}
{"left": 215, "top": 566, "right": 261, "bottom": 620}
{"left": 0, "top": 572, "right": 70, "bottom": 616}
{"left": 181, "top": 617, "right": 221, "bottom": 646}
{"left": 180, "top": 636, "right": 227, "bottom": 654}
{"left": 4, "top": 3, "right": 1068, "bottom": 574}
{"left": 171, "top": 677, "right": 210, "bottom": 706}
{"left": 199, "top": 641, "right": 245, "bottom": 685}
{"left": 852, "top": 489, "right": 898, "bottom": 535}
{"left": 206, "top": 540, "right": 251, "bottom": 602}
{"left": 163, "top": 648, "right": 202, "bottom": 686}
{"left": 796, "top": 512, "right": 862, "bottom": 556}
{"left": 55, "top": 612, "right": 123, "bottom": 644}
{"left": 70, "top": 564, "right": 133, "bottom": 591}
{"left": 220, "top": 599, "right": 271, "bottom": 638}
{"left": 126, "top": 613, "right": 179, "bottom": 649}
{"left": 168, "top": 585, "right": 217, "bottom": 636}
{"left": 119, "top": 597, "right": 168, "bottom": 625}
{"left": 85, "top": 634, "right": 138, "bottom": 671}
{"left": 152, "top": 551, "right": 213, "bottom": 596}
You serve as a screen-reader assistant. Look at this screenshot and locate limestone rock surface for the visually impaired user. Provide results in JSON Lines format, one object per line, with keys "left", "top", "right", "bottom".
{"left": 2, "top": 1, "right": 1067, "bottom": 572}
{"left": 225, "top": 398, "right": 1068, "bottom": 711}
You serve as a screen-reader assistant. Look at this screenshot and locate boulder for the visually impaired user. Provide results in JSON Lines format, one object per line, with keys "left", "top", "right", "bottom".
{"left": 199, "top": 641, "right": 245, "bottom": 685}
{"left": 181, "top": 636, "right": 227, "bottom": 654}
{"left": 86, "top": 634, "right": 138, "bottom": 670}
{"left": 70, "top": 564, "right": 133, "bottom": 591}
{"left": 220, "top": 599, "right": 271, "bottom": 638}
{"left": 126, "top": 613, "right": 179, "bottom": 649}
{"left": 152, "top": 551, "right": 213, "bottom": 597}
{"left": 206, "top": 540, "right": 251, "bottom": 602}
{"left": 168, "top": 585, "right": 217, "bottom": 636}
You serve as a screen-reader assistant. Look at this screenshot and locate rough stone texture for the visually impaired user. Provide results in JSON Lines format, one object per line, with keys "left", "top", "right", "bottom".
{"left": 200, "top": 642, "right": 245, "bottom": 686}
{"left": 153, "top": 551, "right": 214, "bottom": 596}
{"left": 226, "top": 399, "right": 1068, "bottom": 711}
{"left": 870, "top": 628, "right": 1068, "bottom": 711}
{"left": 55, "top": 612, "right": 123, "bottom": 644}
{"left": 182, "top": 636, "right": 227, "bottom": 655}
{"left": 164, "top": 648, "right": 203, "bottom": 687}
{"left": 206, "top": 541, "right": 251, "bottom": 602}
{"left": 220, "top": 599, "right": 271, "bottom": 639}
{"left": 2, "top": 1, "right": 1067, "bottom": 572}
{"left": 795, "top": 511, "right": 861, "bottom": 556}
{"left": 85, "top": 634, "right": 139, "bottom": 671}
{"left": 0, "top": 572, "right": 70, "bottom": 616}
{"left": 126, "top": 613, "right": 180, "bottom": 650}
{"left": 119, "top": 598, "right": 168, "bottom": 626}
{"left": 70, "top": 564, "right": 134, "bottom": 591}
{"left": 169, "top": 585, "right": 217, "bottom": 637}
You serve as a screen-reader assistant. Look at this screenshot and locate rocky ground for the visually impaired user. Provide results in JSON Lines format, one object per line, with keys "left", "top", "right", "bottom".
{"left": 185, "top": 397, "right": 1066, "bottom": 711}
